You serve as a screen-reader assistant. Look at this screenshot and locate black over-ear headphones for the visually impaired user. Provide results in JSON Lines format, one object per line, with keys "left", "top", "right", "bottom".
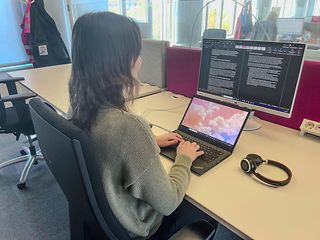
{"left": 240, "top": 154, "right": 292, "bottom": 187}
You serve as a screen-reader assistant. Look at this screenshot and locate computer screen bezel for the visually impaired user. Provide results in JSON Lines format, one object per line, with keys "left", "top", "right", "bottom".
{"left": 196, "top": 38, "right": 306, "bottom": 118}
{"left": 177, "top": 95, "right": 250, "bottom": 153}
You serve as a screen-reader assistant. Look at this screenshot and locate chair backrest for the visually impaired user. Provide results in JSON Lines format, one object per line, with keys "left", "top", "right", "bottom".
{"left": 0, "top": 95, "right": 5, "bottom": 128}
{"left": 251, "top": 20, "right": 277, "bottom": 41}
{"left": 0, "top": 73, "right": 12, "bottom": 128}
{"left": 139, "top": 39, "right": 169, "bottom": 88}
{"left": 0, "top": 73, "right": 33, "bottom": 135}
{"left": 202, "top": 29, "right": 226, "bottom": 39}
{"left": 29, "top": 98, "right": 131, "bottom": 240}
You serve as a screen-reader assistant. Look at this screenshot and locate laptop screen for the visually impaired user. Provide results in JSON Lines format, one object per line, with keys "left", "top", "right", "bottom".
{"left": 180, "top": 96, "right": 249, "bottom": 147}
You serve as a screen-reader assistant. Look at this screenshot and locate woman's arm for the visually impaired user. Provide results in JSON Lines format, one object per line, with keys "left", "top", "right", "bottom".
{"left": 124, "top": 115, "right": 193, "bottom": 215}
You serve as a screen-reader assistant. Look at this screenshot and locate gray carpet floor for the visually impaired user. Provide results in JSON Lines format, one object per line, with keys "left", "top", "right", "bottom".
{"left": 0, "top": 134, "right": 242, "bottom": 240}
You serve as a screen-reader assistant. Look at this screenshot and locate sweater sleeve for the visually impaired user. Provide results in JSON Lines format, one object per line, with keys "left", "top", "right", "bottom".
{"left": 124, "top": 115, "right": 193, "bottom": 216}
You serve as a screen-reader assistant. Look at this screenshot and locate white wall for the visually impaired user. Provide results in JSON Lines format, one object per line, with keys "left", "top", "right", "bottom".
{"left": 43, "top": 0, "right": 72, "bottom": 54}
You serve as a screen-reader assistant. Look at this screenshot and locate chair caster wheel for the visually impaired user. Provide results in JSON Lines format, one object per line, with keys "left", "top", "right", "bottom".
{"left": 20, "top": 150, "right": 27, "bottom": 156}
{"left": 34, "top": 160, "right": 39, "bottom": 165}
{"left": 17, "top": 183, "right": 26, "bottom": 190}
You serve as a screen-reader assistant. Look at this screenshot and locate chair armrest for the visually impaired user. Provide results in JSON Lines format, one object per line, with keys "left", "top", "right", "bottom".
{"left": 1, "top": 92, "right": 37, "bottom": 102}
{"left": 169, "top": 219, "right": 216, "bottom": 240}
{"left": 0, "top": 76, "right": 25, "bottom": 84}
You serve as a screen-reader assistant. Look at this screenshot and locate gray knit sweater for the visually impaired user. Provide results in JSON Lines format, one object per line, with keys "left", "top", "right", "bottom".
{"left": 89, "top": 107, "right": 192, "bottom": 238}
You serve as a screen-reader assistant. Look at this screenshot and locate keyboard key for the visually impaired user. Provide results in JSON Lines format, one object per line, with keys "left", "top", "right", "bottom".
{"left": 179, "top": 133, "right": 223, "bottom": 162}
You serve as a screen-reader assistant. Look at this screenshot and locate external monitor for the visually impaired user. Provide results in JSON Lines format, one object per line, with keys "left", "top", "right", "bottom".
{"left": 197, "top": 39, "right": 306, "bottom": 130}
{"left": 277, "top": 18, "right": 304, "bottom": 35}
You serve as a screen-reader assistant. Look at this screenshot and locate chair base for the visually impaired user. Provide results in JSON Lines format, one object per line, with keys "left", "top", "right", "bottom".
{"left": 18, "top": 154, "right": 44, "bottom": 189}
{"left": 0, "top": 144, "right": 44, "bottom": 190}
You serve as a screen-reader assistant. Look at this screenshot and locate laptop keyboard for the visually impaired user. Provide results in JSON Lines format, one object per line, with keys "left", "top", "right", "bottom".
{"left": 179, "top": 134, "right": 223, "bottom": 163}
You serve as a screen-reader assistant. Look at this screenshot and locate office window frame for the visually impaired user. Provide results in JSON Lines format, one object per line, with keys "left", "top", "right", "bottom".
{"left": 66, "top": 0, "right": 320, "bottom": 52}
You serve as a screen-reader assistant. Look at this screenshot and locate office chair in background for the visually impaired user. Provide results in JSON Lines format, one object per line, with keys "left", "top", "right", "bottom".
{"left": 250, "top": 11, "right": 278, "bottom": 41}
{"left": 203, "top": 29, "right": 227, "bottom": 39}
{"left": 201, "top": 29, "right": 227, "bottom": 47}
{"left": 0, "top": 74, "right": 43, "bottom": 189}
{"left": 29, "top": 98, "right": 216, "bottom": 240}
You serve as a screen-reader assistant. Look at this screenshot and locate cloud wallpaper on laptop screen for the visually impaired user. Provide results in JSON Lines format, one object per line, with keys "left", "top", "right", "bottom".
{"left": 181, "top": 98, "right": 247, "bottom": 145}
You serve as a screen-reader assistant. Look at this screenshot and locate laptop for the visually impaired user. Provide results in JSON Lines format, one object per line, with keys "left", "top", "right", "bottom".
{"left": 160, "top": 95, "right": 250, "bottom": 175}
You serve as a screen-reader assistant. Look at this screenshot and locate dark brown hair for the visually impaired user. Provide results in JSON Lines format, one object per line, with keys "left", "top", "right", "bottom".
{"left": 69, "top": 12, "right": 141, "bottom": 129}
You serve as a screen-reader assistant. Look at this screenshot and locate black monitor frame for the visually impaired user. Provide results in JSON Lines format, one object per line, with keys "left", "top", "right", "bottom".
{"left": 197, "top": 38, "right": 306, "bottom": 118}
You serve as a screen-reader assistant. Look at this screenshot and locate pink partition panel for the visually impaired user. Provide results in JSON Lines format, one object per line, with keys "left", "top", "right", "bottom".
{"left": 166, "top": 46, "right": 320, "bottom": 130}
{"left": 166, "top": 46, "right": 201, "bottom": 97}
{"left": 255, "top": 60, "right": 320, "bottom": 130}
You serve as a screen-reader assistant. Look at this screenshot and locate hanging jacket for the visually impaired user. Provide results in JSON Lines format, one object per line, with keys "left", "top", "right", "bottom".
{"left": 234, "top": 1, "right": 253, "bottom": 39}
{"left": 241, "top": 1, "right": 253, "bottom": 37}
{"left": 30, "top": 0, "right": 71, "bottom": 67}
{"left": 21, "top": 0, "right": 35, "bottom": 65}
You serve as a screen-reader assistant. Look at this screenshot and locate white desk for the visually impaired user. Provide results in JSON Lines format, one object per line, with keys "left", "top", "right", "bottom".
{"left": 6, "top": 66, "right": 320, "bottom": 240}
{"left": 9, "top": 64, "right": 161, "bottom": 113}
{"left": 132, "top": 92, "right": 320, "bottom": 240}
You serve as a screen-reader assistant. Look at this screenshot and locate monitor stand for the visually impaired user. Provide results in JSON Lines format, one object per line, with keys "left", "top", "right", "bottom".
{"left": 244, "top": 112, "right": 262, "bottom": 131}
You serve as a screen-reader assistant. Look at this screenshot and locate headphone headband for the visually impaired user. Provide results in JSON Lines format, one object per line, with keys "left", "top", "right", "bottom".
{"left": 241, "top": 154, "right": 292, "bottom": 187}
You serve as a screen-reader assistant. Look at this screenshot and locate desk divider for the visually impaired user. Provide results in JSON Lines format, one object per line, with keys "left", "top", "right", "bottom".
{"left": 166, "top": 47, "right": 201, "bottom": 98}
{"left": 166, "top": 46, "right": 320, "bottom": 130}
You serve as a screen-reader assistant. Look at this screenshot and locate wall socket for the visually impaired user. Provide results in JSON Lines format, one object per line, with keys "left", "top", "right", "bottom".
{"left": 300, "top": 119, "right": 320, "bottom": 137}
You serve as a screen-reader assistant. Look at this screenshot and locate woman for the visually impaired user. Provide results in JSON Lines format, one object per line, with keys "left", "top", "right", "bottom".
{"left": 69, "top": 12, "right": 216, "bottom": 239}
{"left": 251, "top": 11, "right": 279, "bottom": 41}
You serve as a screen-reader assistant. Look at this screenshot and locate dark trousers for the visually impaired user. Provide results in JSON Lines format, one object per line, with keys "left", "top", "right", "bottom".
{"left": 149, "top": 199, "right": 218, "bottom": 239}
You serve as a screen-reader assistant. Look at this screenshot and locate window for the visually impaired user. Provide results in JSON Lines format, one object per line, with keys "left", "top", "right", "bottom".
{"left": 207, "top": 0, "right": 222, "bottom": 30}
{"left": 69, "top": 0, "right": 108, "bottom": 23}
{"left": 268, "top": 0, "right": 320, "bottom": 46}
{"left": 125, "top": 0, "right": 147, "bottom": 22}
{"left": 0, "top": 0, "right": 29, "bottom": 68}
{"left": 68, "top": 0, "right": 320, "bottom": 49}
{"left": 108, "top": 0, "right": 121, "bottom": 14}
{"left": 315, "top": 1, "right": 320, "bottom": 14}
{"left": 222, "top": 0, "right": 237, "bottom": 34}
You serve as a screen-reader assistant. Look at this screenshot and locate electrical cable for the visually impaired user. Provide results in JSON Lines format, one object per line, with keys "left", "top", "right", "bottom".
{"left": 141, "top": 104, "right": 188, "bottom": 118}
{"left": 142, "top": 103, "right": 189, "bottom": 133}
{"left": 190, "top": 0, "right": 216, "bottom": 48}
{"left": 149, "top": 123, "right": 171, "bottom": 133}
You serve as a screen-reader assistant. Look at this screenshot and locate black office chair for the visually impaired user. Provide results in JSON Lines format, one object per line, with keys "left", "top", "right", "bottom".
{"left": 203, "top": 29, "right": 227, "bottom": 39}
{"left": 0, "top": 74, "right": 44, "bottom": 189}
{"left": 29, "top": 98, "right": 216, "bottom": 240}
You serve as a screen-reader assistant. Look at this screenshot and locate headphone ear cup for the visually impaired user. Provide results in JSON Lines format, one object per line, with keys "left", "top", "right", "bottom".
{"left": 241, "top": 158, "right": 253, "bottom": 173}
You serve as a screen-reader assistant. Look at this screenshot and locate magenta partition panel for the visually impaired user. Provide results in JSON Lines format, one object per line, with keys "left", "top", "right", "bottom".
{"left": 166, "top": 47, "right": 201, "bottom": 98}
{"left": 166, "top": 46, "right": 320, "bottom": 130}
{"left": 254, "top": 60, "right": 320, "bottom": 130}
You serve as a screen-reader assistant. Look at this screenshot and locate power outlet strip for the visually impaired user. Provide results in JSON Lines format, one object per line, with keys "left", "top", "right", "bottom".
{"left": 299, "top": 119, "right": 320, "bottom": 137}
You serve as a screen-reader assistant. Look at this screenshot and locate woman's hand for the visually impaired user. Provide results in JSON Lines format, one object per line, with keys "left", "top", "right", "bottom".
{"left": 177, "top": 140, "right": 204, "bottom": 162}
{"left": 156, "top": 132, "right": 183, "bottom": 148}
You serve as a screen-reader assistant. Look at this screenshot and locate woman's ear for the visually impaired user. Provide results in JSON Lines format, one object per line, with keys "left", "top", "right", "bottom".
{"left": 132, "top": 56, "right": 143, "bottom": 79}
